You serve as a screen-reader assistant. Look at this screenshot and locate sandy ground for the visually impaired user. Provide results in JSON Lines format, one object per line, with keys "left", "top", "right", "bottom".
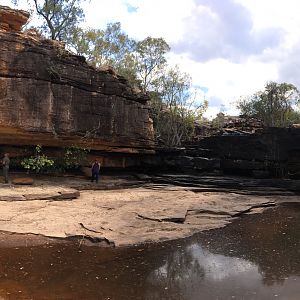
{"left": 0, "top": 174, "right": 298, "bottom": 247}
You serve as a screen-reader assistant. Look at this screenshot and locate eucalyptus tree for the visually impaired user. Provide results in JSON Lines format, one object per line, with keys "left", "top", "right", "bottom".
{"left": 135, "top": 37, "right": 170, "bottom": 92}
{"left": 151, "top": 66, "right": 208, "bottom": 147}
{"left": 238, "top": 82, "right": 300, "bottom": 127}
{"left": 11, "top": 0, "right": 86, "bottom": 40}
{"left": 67, "top": 23, "right": 138, "bottom": 84}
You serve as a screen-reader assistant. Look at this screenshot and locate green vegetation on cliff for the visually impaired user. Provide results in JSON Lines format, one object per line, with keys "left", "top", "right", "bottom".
{"left": 237, "top": 82, "right": 300, "bottom": 127}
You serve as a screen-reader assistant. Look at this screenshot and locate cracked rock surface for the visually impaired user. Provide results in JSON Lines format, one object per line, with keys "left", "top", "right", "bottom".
{"left": 0, "top": 177, "right": 298, "bottom": 247}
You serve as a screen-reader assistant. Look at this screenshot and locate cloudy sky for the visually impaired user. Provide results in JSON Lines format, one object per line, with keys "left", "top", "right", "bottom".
{"left": 3, "top": 0, "right": 300, "bottom": 118}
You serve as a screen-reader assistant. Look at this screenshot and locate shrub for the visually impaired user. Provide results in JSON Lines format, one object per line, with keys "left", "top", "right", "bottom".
{"left": 21, "top": 145, "right": 54, "bottom": 173}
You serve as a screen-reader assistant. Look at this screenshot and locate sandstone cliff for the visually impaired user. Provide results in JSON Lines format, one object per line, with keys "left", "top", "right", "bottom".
{"left": 0, "top": 6, "right": 154, "bottom": 158}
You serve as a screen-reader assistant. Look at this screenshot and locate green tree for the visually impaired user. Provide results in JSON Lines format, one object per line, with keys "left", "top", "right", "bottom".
{"left": 237, "top": 82, "right": 300, "bottom": 127}
{"left": 12, "top": 0, "right": 86, "bottom": 40}
{"left": 68, "top": 27, "right": 171, "bottom": 89}
{"left": 151, "top": 66, "right": 208, "bottom": 147}
{"left": 212, "top": 112, "right": 226, "bottom": 128}
{"left": 68, "top": 23, "right": 138, "bottom": 85}
{"left": 135, "top": 37, "right": 170, "bottom": 92}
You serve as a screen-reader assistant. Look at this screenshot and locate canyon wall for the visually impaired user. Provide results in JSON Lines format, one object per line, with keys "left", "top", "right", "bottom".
{"left": 153, "top": 127, "right": 300, "bottom": 178}
{"left": 0, "top": 6, "right": 154, "bottom": 167}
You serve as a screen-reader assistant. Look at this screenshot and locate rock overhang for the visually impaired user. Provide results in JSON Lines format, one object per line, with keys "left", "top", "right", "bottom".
{"left": 0, "top": 6, "right": 154, "bottom": 158}
{"left": 0, "top": 5, "right": 29, "bottom": 32}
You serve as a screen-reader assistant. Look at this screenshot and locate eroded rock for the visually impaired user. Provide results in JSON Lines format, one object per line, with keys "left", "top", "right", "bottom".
{"left": 0, "top": 6, "right": 154, "bottom": 165}
{"left": 0, "top": 178, "right": 298, "bottom": 246}
{"left": 0, "top": 5, "right": 29, "bottom": 32}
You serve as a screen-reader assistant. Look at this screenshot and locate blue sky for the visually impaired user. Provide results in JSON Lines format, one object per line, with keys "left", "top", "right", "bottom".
{"left": 3, "top": 0, "right": 300, "bottom": 118}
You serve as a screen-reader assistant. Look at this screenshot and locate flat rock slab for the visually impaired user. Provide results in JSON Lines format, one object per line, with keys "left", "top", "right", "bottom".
{"left": 0, "top": 195, "right": 26, "bottom": 201}
{"left": 136, "top": 194, "right": 189, "bottom": 223}
{"left": 58, "top": 190, "right": 80, "bottom": 199}
{"left": 25, "top": 192, "right": 61, "bottom": 200}
{"left": 0, "top": 186, "right": 80, "bottom": 201}
{"left": 0, "top": 185, "right": 296, "bottom": 247}
{"left": 12, "top": 177, "right": 34, "bottom": 185}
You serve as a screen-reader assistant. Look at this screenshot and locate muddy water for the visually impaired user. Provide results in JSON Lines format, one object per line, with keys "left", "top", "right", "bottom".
{"left": 0, "top": 203, "right": 299, "bottom": 300}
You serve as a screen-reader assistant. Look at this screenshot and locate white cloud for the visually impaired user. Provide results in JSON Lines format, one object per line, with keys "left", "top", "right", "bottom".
{"left": 79, "top": 0, "right": 300, "bottom": 117}
{"left": 84, "top": 0, "right": 195, "bottom": 42}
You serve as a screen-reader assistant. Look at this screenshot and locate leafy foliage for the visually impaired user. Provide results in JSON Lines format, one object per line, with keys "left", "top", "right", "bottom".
{"left": 68, "top": 22, "right": 206, "bottom": 146}
{"left": 237, "top": 82, "right": 300, "bottom": 127}
{"left": 63, "top": 146, "right": 89, "bottom": 169}
{"left": 12, "top": 0, "right": 86, "bottom": 40}
{"left": 68, "top": 24, "right": 171, "bottom": 89}
{"left": 67, "top": 23, "right": 138, "bottom": 84}
{"left": 135, "top": 37, "right": 170, "bottom": 92}
{"left": 151, "top": 66, "right": 208, "bottom": 147}
{"left": 21, "top": 145, "right": 54, "bottom": 173}
{"left": 11, "top": 2, "right": 208, "bottom": 148}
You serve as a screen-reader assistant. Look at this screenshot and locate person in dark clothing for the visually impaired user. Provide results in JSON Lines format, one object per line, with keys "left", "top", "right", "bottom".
{"left": 2, "top": 153, "right": 10, "bottom": 184}
{"left": 91, "top": 159, "right": 100, "bottom": 183}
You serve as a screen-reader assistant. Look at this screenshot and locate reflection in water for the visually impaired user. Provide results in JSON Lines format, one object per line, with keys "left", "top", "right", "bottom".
{"left": 145, "top": 204, "right": 300, "bottom": 299}
{"left": 0, "top": 204, "right": 298, "bottom": 299}
{"left": 189, "top": 244, "right": 256, "bottom": 281}
{"left": 146, "top": 245, "right": 259, "bottom": 300}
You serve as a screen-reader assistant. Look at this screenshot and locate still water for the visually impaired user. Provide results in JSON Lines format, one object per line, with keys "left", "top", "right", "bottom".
{"left": 0, "top": 203, "right": 299, "bottom": 299}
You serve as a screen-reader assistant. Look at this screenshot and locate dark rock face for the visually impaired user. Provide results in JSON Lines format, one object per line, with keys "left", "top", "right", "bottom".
{"left": 0, "top": 6, "right": 154, "bottom": 162}
{"left": 192, "top": 127, "right": 300, "bottom": 177}
{"left": 145, "top": 127, "right": 300, "bottom": 178}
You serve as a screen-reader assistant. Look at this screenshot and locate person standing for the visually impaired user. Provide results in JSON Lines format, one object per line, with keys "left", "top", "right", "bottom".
{"left": 2, "top": 153, "right": 10, "bottom": 184}
{"left": 91, "top": 159, "right": 100, "bottom": 183}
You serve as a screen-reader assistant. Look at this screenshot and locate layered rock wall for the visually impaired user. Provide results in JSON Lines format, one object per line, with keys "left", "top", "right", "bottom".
{"left": 159, "top": 128, "right": 300, "bottom": 178}
{"left": 0, "top": 6, "right": 154, "bottom": 165}
{"left": 196, "top": 128, "right": 300, "bottom": 177}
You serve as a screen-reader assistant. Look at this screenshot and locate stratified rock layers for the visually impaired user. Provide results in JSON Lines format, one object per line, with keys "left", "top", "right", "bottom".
{"left": 0, "top": 6, "right": 154, "bottom": 155}
{"left": 0, "top": 5, "right": 29, "bottom": 31}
